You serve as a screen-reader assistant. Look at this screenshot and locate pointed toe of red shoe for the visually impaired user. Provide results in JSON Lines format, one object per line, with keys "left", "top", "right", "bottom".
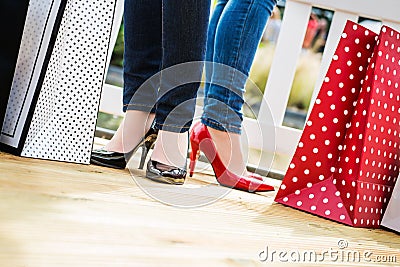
{"left": 249, "top": 180, "right": 275, "bottom": 192}
{"left": 190, "top": 121, "right": 275, "bottom": 193}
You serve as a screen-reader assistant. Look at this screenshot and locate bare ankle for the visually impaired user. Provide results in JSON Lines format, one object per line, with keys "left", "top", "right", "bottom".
{"left": 151, "top": 130, "right": 188, "bottom": 168}
{"left": 105, "top": 111, "right": 155, "bottom": 153}
{"left": 206, "top": 126, "right": 248, "bottom": 176}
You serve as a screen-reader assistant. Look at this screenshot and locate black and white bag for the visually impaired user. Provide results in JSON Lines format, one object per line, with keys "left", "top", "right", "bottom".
{"left": 1, "top": 0, "right": 122, "bottom": 164}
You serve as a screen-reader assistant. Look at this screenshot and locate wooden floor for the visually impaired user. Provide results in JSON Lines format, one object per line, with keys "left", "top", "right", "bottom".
{"left": 0, "top": 151, "right": 399, "bottom": 267}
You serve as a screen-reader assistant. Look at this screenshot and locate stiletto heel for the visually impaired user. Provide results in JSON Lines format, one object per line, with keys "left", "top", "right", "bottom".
{"left": 189, "top": 121, "right": 274, "bottom": 192}
{"left": 138, "top": 133, "right": 157, "bottom": 169}
{"left": 91, "top": 126, "right": 158, "bottom": 169}
{"left": 189, "top": 139, "right": 199, "bottom": 177}
{"left": 138, "top": 144, "right": 148, "bottom": 170}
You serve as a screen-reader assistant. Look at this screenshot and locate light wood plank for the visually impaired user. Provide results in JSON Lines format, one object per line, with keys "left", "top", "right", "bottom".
{"left": 0, "top": 152, "right": 398, "bottom": 267}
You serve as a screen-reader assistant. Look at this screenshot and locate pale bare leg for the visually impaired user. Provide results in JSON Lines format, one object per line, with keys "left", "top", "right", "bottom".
{"left": 150, "top": 130, "right": 188, "bottom": 168}
{"left": 207, "top": 126, "right": 249, "bottom": 177}
{"left": 105, "top": 110, "right": 155, "bottom": 153}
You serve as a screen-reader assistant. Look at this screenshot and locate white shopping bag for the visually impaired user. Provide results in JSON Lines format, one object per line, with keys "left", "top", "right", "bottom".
{"left": 1, "top": 0, "right": 122, "bottom": 164}
{"left": 382, "top": 174, "right": 400, "bottom": 233}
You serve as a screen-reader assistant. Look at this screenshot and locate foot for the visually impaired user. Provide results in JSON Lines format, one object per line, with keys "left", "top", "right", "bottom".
{"left": 150, "top": 130, "right": 188, "bottom": 169}
{"left": 189, "top": 122, "right": 273, "bottom": 191}
{"left": 206, "top": 126, "right": 251, "bottom": 178}
{"left": 146, "top": 160, "right": 186, "bottom": 185}
{"left": 105, "top": 110, "right": 155, "bottom": 153}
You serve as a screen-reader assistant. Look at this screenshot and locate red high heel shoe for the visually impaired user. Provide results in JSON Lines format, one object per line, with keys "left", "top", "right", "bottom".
{"left": 189, "top": 121, "right": 274, "bottom": 192}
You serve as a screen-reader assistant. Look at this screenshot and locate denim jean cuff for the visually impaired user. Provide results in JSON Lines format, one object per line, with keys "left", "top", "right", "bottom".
{"left": 201, "top": 117, "right": 242, "bottom": 134}
{"left": 155, "top": 122, "right": 191, "bottom": 133}
{"left": 123, "top": 103, "right": 156, "bottom": 114}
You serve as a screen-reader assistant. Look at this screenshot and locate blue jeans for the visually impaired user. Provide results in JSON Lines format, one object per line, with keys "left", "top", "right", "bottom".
{"left": 201, "top": 0, "right": 277, "bottom": 134}
{"left": 123, "top": 0, "right": 210, "bottom": 133}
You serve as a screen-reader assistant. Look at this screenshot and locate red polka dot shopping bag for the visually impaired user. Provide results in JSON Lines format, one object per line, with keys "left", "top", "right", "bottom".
{"left": 275, "top": 20, "right": 400, "bottom": 228}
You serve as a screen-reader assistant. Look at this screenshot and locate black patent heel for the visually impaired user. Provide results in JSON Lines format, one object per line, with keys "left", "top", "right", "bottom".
{"left": 138, "top": 132, "right": 157, "bottom": 169}
{"left": 145, "top": 132, "right": 188, "bottom": 185}
{"left": 91, "top": 126, "right": 158, "bottom": 169}
{"left": 146, "top": 160, "right": 187, "bottom": 185}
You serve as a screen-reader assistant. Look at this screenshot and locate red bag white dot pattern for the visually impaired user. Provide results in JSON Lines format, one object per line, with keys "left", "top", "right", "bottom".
{"left": 275, "top": 20, "right": 400, "bottom": 228}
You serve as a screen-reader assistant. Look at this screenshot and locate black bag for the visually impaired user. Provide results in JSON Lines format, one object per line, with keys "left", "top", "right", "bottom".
{"left": 0, "top": 0, "right": 67, "bottom": 154}
{"left": 0, "top": 1, "right": 29, "bottom": 132}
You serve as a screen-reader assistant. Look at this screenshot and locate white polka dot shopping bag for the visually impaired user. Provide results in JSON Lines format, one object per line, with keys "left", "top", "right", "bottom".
{"left": 275, "top": 20, "right": 400, "bottom": 228}
{"left": 0, "top": 0, "right": 121, "bottom": 164}
{"left": 382, "top": 174, "right": 400, "bottom": 232}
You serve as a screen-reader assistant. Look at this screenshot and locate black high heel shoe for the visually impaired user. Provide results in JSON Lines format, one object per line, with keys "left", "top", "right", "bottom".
{"left": 146, "top": 160, "right": 187, "bottom": 185}
{"left": 145, "top": 132, "right": 188, "bottom": 185}
{"left": 91, "top": 127, "right": 158, "bottom": 169}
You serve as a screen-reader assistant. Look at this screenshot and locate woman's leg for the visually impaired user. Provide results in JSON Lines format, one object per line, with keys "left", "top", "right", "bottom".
{"left": 105, "top": 0, "right": 161, "bottom": 153}
{"left": 201, "top": 0, "right": 276, "bottom": 175}
{"left": 204, "top": 0, "right": 228, "bottom": 108}
{"left": 105, "top": 110, "right": 155, "bottom": 153}
{"left": 150, "top": 0, "right": 210, "bottom": 168}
